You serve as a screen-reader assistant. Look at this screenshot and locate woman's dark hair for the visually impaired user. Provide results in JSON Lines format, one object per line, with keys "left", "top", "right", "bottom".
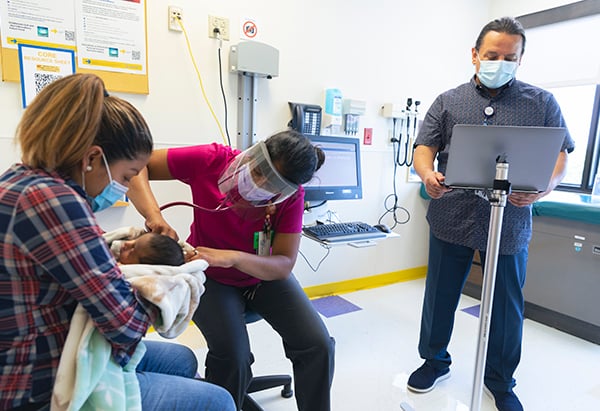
{"left": 475, "top": 17, "right": 526, "bottom": 55}
{"left": 264, "top": 130, "right": 325, "bottom": 185}
{"left": 96, "top": 96, "right": 154, "bottom": 164}
{"left": 137, "top": 233, "right": 185, "bottom": 266}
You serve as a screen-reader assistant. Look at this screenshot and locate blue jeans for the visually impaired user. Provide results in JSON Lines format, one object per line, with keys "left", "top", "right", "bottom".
{"left": 137, "top": 341, "right": 235, "bottom": 411}
{"left": 194, "top": 275, "right": 335, "bottom": 411}
{"left": 418, "top": 233, "right": 527, "bottom": 392}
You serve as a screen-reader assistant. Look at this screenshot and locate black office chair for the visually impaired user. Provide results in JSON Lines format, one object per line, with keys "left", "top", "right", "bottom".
{"left": 243, "top": 309, "right": 294, "bottom": 411}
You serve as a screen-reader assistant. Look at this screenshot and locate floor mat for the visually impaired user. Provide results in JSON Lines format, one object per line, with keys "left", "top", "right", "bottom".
{"left": 311, "top": 295, "right": 362, "bottom": 318}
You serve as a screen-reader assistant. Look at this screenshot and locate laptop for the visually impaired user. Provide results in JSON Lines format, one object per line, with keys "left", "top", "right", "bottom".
{"left": 444, "top": 124, "right": 566, "bottom": 193}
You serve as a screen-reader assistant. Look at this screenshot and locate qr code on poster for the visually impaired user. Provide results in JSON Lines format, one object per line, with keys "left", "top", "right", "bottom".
{"left": 131, "top": 50, "right": 140, "bottom": 60}
{"left": 34, "top": 73, "right": 62, "bottom": 94}
{"left": 64, "top": 30, "right": 75, "bottom": 42}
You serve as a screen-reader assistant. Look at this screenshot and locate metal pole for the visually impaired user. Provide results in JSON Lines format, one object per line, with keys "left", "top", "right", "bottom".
{"left": 236, "top": 74, "right": 259, "bottom": 150}
{"left": 250, "top": 76, "right": 258, "bottom": 146}
{"left": 470, "top": 159, "right": 510, "bottom": 411}
{"left": 237, "top": 73, "right": 249, "bottom": 150}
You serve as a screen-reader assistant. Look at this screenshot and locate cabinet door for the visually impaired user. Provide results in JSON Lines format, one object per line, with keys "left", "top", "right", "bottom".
{"left": 525, "top": 217, "right": 600, "bottom": 327}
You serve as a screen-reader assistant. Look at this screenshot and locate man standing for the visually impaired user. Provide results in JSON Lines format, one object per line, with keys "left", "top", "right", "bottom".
{"left": 408, "top": 17, "right": 575, "bottom": 411}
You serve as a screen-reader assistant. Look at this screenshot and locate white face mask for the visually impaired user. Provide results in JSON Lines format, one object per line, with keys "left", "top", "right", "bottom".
{"left": 237, "top": 164, "right": 276, "bottom": 202}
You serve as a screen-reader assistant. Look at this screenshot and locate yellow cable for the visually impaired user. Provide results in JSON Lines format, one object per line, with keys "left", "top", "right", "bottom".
{"left": 177, "top": 17, "right": 228, "bottom": 145}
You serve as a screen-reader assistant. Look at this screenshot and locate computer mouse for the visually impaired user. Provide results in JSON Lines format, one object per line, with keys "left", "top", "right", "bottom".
{"left": 373, "top": 223, "right": 391, "bottom": 233}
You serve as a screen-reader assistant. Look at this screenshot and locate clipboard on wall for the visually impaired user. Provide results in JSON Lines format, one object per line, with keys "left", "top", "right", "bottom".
{"left": 0, "top": 0, "right": 149, "bottom": 94}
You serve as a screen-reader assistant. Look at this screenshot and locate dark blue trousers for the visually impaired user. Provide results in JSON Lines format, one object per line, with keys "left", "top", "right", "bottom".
{"left": 418, "top": 233, "right": 527, "bottom": 392}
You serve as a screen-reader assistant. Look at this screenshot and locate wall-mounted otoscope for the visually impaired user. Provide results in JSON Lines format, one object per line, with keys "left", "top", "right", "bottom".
{"left": 413, "top": 100, "right": 421, "bottom": 137}
{"left": 381, "top": 97, "right": 420, "bottom": 167}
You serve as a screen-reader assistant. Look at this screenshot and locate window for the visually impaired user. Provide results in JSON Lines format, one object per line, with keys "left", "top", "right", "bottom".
{"left": 518, "top": 1, "right": 600, "bottom": 192}
{"left": 548, "top": 85, "right": 599, "bottom": 190}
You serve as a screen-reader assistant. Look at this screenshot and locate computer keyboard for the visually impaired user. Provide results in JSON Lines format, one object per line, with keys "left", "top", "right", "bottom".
{"left": 302, "top": 221, "right": 387, "bottom": 243}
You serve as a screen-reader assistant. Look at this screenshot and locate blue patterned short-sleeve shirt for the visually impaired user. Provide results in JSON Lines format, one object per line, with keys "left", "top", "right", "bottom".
{"left": 415, "top": 77, "right": 575, "bottom": 254}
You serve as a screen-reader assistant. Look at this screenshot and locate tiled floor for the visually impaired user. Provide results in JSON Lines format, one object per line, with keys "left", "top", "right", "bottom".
{"left": 146, "top": 279, "right": 600, "bottom": 410}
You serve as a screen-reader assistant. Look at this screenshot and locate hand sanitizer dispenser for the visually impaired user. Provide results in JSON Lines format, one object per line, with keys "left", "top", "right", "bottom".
{"left": 322, "top": 88, "right": 343, "bottom": 134}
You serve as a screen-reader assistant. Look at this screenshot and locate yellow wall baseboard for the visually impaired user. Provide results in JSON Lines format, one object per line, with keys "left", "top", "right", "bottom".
{"left": 148, "top": 266, "right": 427, "bottom": 334}
{"left": 303, "top": 266, "right": 427, "bottom": 299}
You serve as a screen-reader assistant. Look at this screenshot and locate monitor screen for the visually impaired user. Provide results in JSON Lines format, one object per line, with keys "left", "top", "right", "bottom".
{"left": 303, "top": 135, "right": 362, "bottom": 202}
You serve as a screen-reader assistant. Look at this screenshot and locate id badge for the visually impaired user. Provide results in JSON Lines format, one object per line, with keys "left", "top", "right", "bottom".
{"left": 257, "top": 231, "right": 271, "bottom": 256}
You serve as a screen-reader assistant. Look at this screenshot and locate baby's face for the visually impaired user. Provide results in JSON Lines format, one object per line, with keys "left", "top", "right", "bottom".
{"left": 118, "top": 235, "right": 153, "bottom": 264}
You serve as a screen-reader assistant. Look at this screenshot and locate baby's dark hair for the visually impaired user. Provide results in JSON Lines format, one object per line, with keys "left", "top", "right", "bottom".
{"left": 138, "top": 233, "right": 185, "bottom": 266}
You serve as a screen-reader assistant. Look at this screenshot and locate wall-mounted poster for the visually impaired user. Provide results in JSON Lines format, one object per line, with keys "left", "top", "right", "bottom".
{"left": 18, "top": 44, "right": 75, "bottom": 107}
{"left": 0, "top": 0, "right": 149, "bottom": 94}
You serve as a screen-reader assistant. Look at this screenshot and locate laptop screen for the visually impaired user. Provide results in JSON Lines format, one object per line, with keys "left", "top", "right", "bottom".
{"left": 444, "top": 124, "right": 566, "bottom": 193}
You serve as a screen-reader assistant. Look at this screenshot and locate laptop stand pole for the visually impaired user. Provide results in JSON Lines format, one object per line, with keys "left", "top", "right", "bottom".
{"left": 470, "top": 157, "right": 511, "bottom": 411}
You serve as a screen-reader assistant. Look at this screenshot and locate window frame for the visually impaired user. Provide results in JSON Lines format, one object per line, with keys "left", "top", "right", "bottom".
{"left": 518, "top": 1, "right": 600, "bottom": 193}
{"left": 581, "top": 86, "right": 600, "bottom": 190}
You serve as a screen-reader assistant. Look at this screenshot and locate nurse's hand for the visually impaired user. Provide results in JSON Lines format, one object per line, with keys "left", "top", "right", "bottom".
{"left": 145, "top": 214, "right": 178, "bottom": 240}
{"left": 192, "top": 247, "right": 237, "bottom": 269}
{"left": 192, "top": 247, "right": 243, "bottom": 268}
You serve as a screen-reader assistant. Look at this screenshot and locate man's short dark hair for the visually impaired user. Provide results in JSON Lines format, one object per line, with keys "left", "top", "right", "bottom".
{"left": 475, "top": 17, "right": 526, "bottom": 55}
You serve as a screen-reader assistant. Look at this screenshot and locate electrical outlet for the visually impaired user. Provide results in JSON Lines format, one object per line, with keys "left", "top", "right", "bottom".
{"left": 168, "top": 6, "right": 183, "bottom": 31}
{"left": 208, "top": 15, "right": 230, "bottom": 40}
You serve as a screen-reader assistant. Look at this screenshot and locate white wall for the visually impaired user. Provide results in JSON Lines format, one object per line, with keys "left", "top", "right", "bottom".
{"left": 491, "top": 0, "right": 577, "bottom": 18}
{"left": 2, "top": 0, "right": 566, "bottom": 287}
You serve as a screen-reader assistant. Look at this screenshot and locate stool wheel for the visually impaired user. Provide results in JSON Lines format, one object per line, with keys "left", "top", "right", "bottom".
{"left": 281, "top": 384, "right": 293, "bottom": 398}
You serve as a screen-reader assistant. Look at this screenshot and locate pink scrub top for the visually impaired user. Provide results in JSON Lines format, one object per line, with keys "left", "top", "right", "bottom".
{"left": 167, "top": 143, "right": 304, "bottom": 287}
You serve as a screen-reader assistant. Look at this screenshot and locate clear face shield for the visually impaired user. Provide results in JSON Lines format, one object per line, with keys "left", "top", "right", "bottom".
{"left": 217, "top": 141, "right": 298, "bottom": 209}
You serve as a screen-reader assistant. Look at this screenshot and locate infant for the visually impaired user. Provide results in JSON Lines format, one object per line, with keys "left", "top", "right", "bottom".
{"left": 111, "top": 232, "right": 185, "bottom": 266}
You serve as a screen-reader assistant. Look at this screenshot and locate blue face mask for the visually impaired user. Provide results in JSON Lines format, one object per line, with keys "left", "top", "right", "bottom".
{"left": 84, "top": 153, "right": 128, "bottom": 213}
{"left": 477, "top": 58, "right": 518, "bottom": 89}
{"left": 91, "top": 179, "right": 128, "bottom": 212}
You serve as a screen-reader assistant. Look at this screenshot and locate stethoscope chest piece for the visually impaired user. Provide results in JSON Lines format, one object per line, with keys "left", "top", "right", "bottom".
{"left": 484, "top": 106, "right": 494, "bottom": 117}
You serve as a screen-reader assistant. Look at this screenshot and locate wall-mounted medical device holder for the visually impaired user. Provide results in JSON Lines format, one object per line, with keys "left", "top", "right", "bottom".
{"left": 229, "top": 41, "right": 279, "bottom": 78}
{"left": 381, "top": 103, "right": 404, "bottom": 119}
{"left": 230, "top": 41, "right": 280, "bottom": 149}
{"left": 382, "top": 98, "right": 420, "bottom": 166}
{"left": 342, "top": 99, "right": 366, "bottom": 135}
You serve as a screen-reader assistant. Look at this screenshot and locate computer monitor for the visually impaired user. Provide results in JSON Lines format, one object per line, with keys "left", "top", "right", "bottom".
{"left": 303, "top": 135, "right": 363, "bottom": 202}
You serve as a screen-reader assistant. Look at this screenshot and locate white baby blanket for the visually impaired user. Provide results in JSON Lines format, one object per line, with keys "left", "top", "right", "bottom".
{"left": 51, "top": 228, "right": 206, "bottom": 411}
